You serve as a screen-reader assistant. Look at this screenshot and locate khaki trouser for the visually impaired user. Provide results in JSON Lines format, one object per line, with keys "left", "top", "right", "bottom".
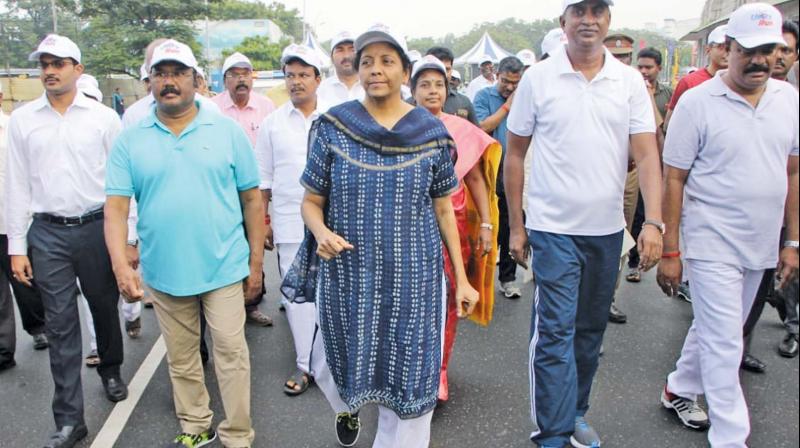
{"left": 623, "top": 168, "right": 640, "bottom": 233}
{"left": 149, "top": 282, "right": 254, "bottom": 448}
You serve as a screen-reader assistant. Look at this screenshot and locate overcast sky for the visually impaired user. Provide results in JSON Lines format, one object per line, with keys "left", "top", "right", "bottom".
{"left": 276, "top": 0, "right": 707, "bottom": 41}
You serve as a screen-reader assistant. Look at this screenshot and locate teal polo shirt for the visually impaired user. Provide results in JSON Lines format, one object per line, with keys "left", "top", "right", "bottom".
{"left": 106, "top": 102, "right": 260, "bottom": 296}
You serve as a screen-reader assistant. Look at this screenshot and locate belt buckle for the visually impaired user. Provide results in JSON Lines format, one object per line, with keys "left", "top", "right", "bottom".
{"left": 64, "top": 216, "right": 83, "bottom": 227}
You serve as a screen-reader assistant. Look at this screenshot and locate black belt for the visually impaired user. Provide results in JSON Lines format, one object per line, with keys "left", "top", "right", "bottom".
{"left": 34, "top": 208, "right": 104, "bottom": 226}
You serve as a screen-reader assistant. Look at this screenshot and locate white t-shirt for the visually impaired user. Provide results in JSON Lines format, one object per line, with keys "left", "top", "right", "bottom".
{"left": 254, "top": 101, "right": 322, "bottom": 244}
{"left": 466, "top": 75, "right": 496, "bottom": 102}
{"left": 0, "top": 111, "right": 9, "bottom": 234}
{"left": 507, "top": 46, "right": 655, "bottom": 236}
{"left": 664, "top": 75, "right": 799, "bottom": 270}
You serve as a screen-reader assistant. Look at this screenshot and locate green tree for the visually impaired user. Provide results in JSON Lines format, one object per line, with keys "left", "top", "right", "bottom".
{"left": 1, "top": 0, "right": 82, "bottom": 68}
{"left": 68, "top": 0, "right": 217, "bottom": 76}
{"left": 222, "top": 35, "right": 290, "bottom": 71}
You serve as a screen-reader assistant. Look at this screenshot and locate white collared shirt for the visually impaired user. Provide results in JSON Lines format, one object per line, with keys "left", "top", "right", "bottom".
{"left": 317, "top": 76, "right": 364, "bottom": 110}
{"left": 122, "top": 92, "right": 220, "bottom": 129}
{"left": 5, "top": 93, "right": 122, "bottom": 254}
{"left": 664, "top": 75, "right": 799, "bottom": 270}
{"left": 0, "top": 110, "right": 9, "bottom": 235}
{"left": 507, "top": 45, "right": 656, "bottom": 236}
{"left": 254, "top": 100, "right": 322, "bottom": 244}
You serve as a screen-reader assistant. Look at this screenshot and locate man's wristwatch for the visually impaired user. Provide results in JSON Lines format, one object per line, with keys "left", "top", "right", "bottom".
{"left": 126, "top": 240, "right": 139, "bottom": 248}
{"left": 784, "top": 240, "right": 799, "bottom": 250}
{"left": 642, "top": 220, "right": 665, "bottom": 235}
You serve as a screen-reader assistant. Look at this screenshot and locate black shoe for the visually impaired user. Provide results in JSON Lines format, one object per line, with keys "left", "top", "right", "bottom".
{"left": 740, "top": 354, "right": 766, "bottom": 373}
{"left": 779, "top": 333, "right": 799, "bottom": 358}
{"left": 43, "top": 424, "right": 88, "bottom": 448}
{"left": 102, "top": 376, "right": 128, "bottom": 402}
{"left": 608, "top": 303, "right": 627, "bottom": 324}
{"left": 33, "top": 333, "right": 49, "bottom": 350}
{"left": 0, "top": 358, "right": 16, "bottom": 372}
{"left": 335, "top": 412, "right": 361, "bottom": 447}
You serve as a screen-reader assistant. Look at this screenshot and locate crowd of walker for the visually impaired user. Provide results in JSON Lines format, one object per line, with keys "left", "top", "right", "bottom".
{"left": 0, "top": 0, "right": 798, "bottom": 447}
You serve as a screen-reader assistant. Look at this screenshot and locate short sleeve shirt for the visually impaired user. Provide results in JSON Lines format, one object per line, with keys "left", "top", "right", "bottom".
{"left": 667, "top": 68, "right": 712, "bottom": 111}
{"left": 663, "top": 76, "right": 800, "bottom": 270}
{"left": 507, "top": 47, "right": 656, "bottom": 236}
{"left": 106, "top": 102, "right": 260, "bottom": 296}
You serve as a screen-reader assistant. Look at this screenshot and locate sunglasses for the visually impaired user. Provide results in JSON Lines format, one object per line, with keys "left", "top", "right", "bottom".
{"left": 39, "top": 58, "right": 75, "bottom": 70}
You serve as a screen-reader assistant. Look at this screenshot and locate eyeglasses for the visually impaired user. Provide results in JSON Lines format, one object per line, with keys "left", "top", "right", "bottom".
{"left": 150, "top": 70, "right": 194, "bottom": 81}
{"left": 39, "top": 59, "right": 74, "bottom": 70}
{"left": 226, "top": 72, "right": 252, "bottom": 80}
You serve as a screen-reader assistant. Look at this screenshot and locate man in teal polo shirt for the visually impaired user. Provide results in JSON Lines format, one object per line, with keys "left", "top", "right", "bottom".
{"left": 104, "top": 39, "right": 264, "bottom": 448}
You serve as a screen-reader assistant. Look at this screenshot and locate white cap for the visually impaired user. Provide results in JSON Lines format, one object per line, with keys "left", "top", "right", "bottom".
{"left": 516, "top": 49, "right": 537, "bottom": 66}
{"left": 355, "top": 23, "right": 408, "bottom": 54}
{"left": 29, "top": 34, "right": 81, "bottom": 63}
{"left": 408, "top": 50, "right": 422, "bottom": 64}
{"left": 542, "top": 28, "right": 568, "bottom": 57}
{"left": 708, "top": 25, "right": 729, "bottom": 45}
{"left": 562, "top": 0, "right": 613, "bottom": 14}
{"left": 281, "top": 44, "right": 323, "bottom": 72}
{"left": 222, "top": 52, "right": 253, "bottom": 75}
{"left": 451, "top": 69, "right": 462, "bottom": 81}
{"left": 330, "top": 31, "right": 356, "bottom": 52}
{"left": 150, "top": 39, "right": 198, "bottom": 70}
{"left": 196, "top": 66, "right": 206, "bottom": 79}
{"left": 77, "top": 74, "right": 102, "bottom": 102}
{"left": 139, "top": 62, "right": 149, "bottom": 81}
{"left": 725, "top": 3, "right": 786, "bottom": 49}
{"left": 411, "top": 55, "right": 447, "bottom": 80}
{"left": 479, "top": 55, "right": 495, "bottom": 65}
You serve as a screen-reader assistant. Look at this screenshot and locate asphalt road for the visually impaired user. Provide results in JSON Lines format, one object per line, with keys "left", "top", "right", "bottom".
{"left": 1, "top": 252, "right": 798, "bottom": 448}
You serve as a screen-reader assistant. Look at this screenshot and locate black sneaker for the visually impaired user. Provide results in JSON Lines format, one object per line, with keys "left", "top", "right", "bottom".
{"left": 167, "top": 429, "right": 217, "bottom": 448}
{"left": 335, "top": 412, "right": 361, "bottom": 447}
{"left": 33, "top": 333, "right": 49, "bottom": 350}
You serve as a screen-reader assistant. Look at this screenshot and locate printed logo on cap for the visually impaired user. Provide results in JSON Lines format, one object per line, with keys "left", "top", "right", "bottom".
{"left": 42, "top": 36, "right": 58, "bottom": 46}
{"left": 751, "top": 12, "right": 774, "bottom": 27}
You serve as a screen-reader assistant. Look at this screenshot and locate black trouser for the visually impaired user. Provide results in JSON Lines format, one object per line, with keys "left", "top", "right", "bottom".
{"left": 0, "top": 270, "right": 14, "bottom": 363}
{"left": 0, "top": 235, "right": 46, "bottom": 336}
{"left": 497, "top": 189, "right": 517, "bottom": 283}
{"left": 743, "top": 268, "right": 776, "bottom": 354}
{"left": 627, "top": 193, "right": 645, "bottom": 268}
{"left": 28, "top": 217, "right": 124, "bottom": 428}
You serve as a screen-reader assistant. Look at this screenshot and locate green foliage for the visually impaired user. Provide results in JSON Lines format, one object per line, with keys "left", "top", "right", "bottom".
{"left": 222, "top": 35, "right": 290, "bottom": 71}
{"left": 1, "top": 0, "right": 82, "bottom": 68}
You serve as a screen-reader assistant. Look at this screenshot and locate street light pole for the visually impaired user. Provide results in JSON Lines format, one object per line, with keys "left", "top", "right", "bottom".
{"left": 51, "top": 0, "right": 57, "bottom": 33}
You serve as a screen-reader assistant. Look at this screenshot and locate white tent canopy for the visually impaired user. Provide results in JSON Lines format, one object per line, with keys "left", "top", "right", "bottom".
{"left": 302, "top": 32, "right": 332, "bottom": 69}
{"left": 454, "top": 32, "right": 513, "bottom": 65}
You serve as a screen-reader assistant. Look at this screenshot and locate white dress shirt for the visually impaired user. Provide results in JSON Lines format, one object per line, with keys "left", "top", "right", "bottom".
{"left": 317, "top": 76, "right": 365, "bottom": 110}
{"left": 122, "top": 92, "right": 220, "bottom": 129}
{"left": 0, "top": 110, "right": 9, "bottom": 235}
{"left": 254, "top": 100, "right": 322, "bottom": 244}
{"left": 507, "top": 46, "right": 656, "bottom": 236}
{"left": 5, "top": 93, "right": 123, "bottom": 254}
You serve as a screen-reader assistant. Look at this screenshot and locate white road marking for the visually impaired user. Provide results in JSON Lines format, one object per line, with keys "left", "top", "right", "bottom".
{"left": 90, "top": 336, "right": 166, "bottom": 448}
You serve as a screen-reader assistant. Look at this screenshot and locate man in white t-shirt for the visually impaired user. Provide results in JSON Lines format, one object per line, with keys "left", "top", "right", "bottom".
{"left": 657, "top": 4, "right": 799, "bottom": 446}
{"left": 255, "top": 44, "right": 324, "bottom": 397}
{"left": 504, "top": 1, "right": 664, "bottom": 446}
{"left": 465, "top": 58, "right": 496, "bottom": 101}
{"left": 317, "top": 31, "right": 364, "bottom": 108}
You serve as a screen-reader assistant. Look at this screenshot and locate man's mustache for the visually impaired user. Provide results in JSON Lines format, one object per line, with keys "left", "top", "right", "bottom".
{"left": 160, "top": 86, "right": 181, "bottom": 96}
{"left": 744, "top": 63, "right": 770, "bottom": 74}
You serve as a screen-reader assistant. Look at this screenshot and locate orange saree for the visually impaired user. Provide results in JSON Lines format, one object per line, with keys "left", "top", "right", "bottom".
{"left": 439, "top": 113, "right": 501, "bottom": 401}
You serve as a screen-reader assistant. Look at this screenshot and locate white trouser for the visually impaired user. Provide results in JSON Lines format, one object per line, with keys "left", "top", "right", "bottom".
{"left": 277, "top": 242, "right": 315, "bottom": 373}
{"left": 310, "top": 324, "right": 434, "bottom": 448}
{"left": 667, "top": 260, "right": 764, "bottom": 448}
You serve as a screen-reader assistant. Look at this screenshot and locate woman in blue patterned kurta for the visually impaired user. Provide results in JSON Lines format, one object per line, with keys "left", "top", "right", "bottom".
{"left": 284, "top": 25, "right": 479, "bottom": 447}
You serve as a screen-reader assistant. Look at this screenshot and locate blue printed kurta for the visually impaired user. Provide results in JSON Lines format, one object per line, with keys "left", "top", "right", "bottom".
{"left": 296, "top": 101, "right": 458, "bottom": 419}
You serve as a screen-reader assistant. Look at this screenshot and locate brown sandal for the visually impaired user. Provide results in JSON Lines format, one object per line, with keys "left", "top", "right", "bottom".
{"left": 85, "top": 350, "right": 100, "bottom": 367}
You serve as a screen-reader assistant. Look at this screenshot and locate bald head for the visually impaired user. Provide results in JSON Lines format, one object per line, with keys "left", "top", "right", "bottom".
{"left": 145, "top": 38, "right": 169, "bottom": 71}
